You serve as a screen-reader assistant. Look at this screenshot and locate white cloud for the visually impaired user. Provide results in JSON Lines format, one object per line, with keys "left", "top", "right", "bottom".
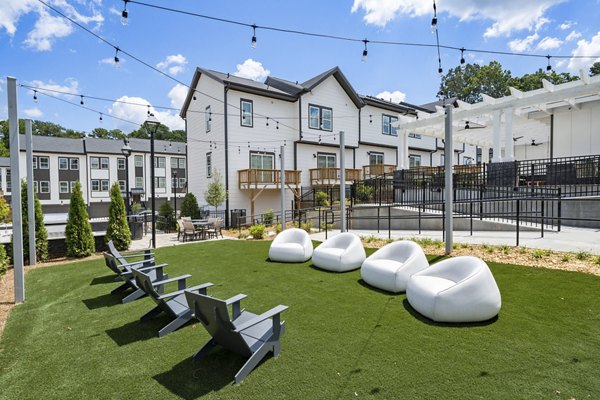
{"left": 567, "top": 32, "right": 600, "bottom": 72}
{"left": 24, "top": 10, "right": 73, "bottom": 51}
{"left": 233, "top": 59, "right": 270, "bottom": 81}
{"left": 350, "top": 0, "right": 565, "bottom": 38}
{"left": 156, "top": 54, "right": 187, "bottom": 76}
{"left": 24, "top": 107, "right": 43, "bottom": 118}
{"left": 168, "top": 84, "right": 188, "bottom": 109}
{"left": 508, "top": 33, "right": 539, "bottom": 52}
{"left": 108, "top": 96, "right": 184, "bottom": 131}
{"left": 0, "top": 0, "right": 37, "bottom": 35}
{"left": 566, "top": 30, "right": 582, "bottom": 41}
{"left": 375, "top": 90, "right": 406, "bottom": 103}
{"left": 559, "top": 21, "right": 572, "bottom": 30}
{"left": 537, "top": 36, "right": 563, "bottom": 50}
{"left": 28, "top": 78, "right": 79, "bottom": 97}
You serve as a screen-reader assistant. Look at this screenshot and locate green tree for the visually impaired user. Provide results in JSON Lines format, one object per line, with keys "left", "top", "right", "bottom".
{"left": 590, "top": 62, "right": 600, "bottom": 76}
{"left": 65, "top": 181, "right": 95, "bottom": 257}
{"left": 128, "top": 124, "right": 186, "bottom": 142}
{"left": 0, "top": 244, "right": 7, "bottom": 277}
{"left": 440, "top": 61, "right": 513, "bottom": 104}
{"left": 21, "top": 180, "right": 48, "bottom": 263}
{"left": 0, "top": 193, "right": 10, "bottom": 222}
{"left": 105, "top": 183, "right": 131, "bottom": 251}
{"left": 204, "top": 170, "right": 227, "bottom": 213}
{"left": 180, "top": 192, "right": 201, "bottom": 219}
{"left": 157, "top": 202, "right": 175, "bottom": 231}
{"left": 510, "top": 69, "right": 579, "bottom": 92}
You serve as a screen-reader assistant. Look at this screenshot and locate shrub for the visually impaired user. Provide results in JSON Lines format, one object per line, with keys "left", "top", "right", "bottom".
{"left": 204, "top": 170, "right": 227, "bottom": 213}
{"left": 249, "top": 224, "right": 266, "bottom": 239}
{"left": 355, "top": 182, "right": 373, "bottom": 202}
{"left": 595, "top": 256, "right": 600, "bottom": 265}
{"left": 575, "top": 251, "right": 590, "bottom": 261}
{"left": 532, "top": 249, "right": 546, "bottom": 259}
{"left": 157, "top": 202, "right": 176, "bottom": 232}
{"left": 131, "top": 202, "right": 142, "bottom": 214}
{"left": 180, "top": 193, "right": 201, "bottom": 219}
{"left": 65, "top": 181, "right": 95, "bottom": 258}
{"left": 105, "top": 183, "right": 131, "bottom": 251}
{"left": 561, "top": 254, "right": 570, "bottom": 262}
{"left": 263, "top": 209, "right": 275, "bottom": 226}
{"left": 21, "top": 180, "right": 48, "bottom": 263}
{"left": 275, "top": 222, "right": 282, "bottom": 234}
{"left": 0, "top": 244, "right": 7, "bottom": 277}
{"left": 320, "top": 222, "right": 333, "bottom": 231}
{"left": 315, "top": 191, "right": 330, "bottom": 207}
{"left": 499, "top": 245, "right": 510, "bottom": 254}
{"left": 300, "top": 220, "right": 313, "bottom": 233}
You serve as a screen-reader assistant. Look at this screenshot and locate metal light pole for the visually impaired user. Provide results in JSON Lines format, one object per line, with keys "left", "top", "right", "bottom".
{"left": 121, "top": 138, "right": 132, "bottom": 215}
{"left": 144, "top": 113, "right": 160, "bottom": 248}
{"left": 173, "top": 170, "right": 178, "bottom": 218}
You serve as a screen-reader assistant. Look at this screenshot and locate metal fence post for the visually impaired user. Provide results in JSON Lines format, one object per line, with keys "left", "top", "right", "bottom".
{"left": 388, "top": 205, "right": 391, "bottom": 239}
{"left": 516, "top": 199, "right": 520, "bottom": 246}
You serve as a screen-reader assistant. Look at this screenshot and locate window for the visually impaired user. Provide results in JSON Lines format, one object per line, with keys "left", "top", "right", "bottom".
{"left": 154, "top": 157, "right": 166, "bottom": 168}
{"left": 369, "top": 152, "right": 384, "bottom": 165}
{"left": 463, "top": 157, "right": 474, "bottom": 165}
{"left": 178, "top": 158, "right": 186, "bottom": 169}
{"left": 409, "top": 154, "right": 421, "bottom": 168}
{"left": 205, "top": 105, "right": 211, "bottom": 132}
{"left": 476, "top": 147, "right": 482, "bottom": 165}
{"left": 308, "top": 105, "right": 332, "bottom": 131}
{"left": 70, "top": 158, "right": 79, "bottom": 170}
{"left": 134, "top": 155, "right": 143, "bottom": 167}
{"left": 90, "top": 157, "right": 99, "bottom": 169}
{"left": 101, "top": 180, "right": 109, "bottom": 191}
{"left": 489, "top": 148, "right": 494, "bottom": 161}
{"left": 317, "top": 153, "right": 336, "bottom": 168}
{"left": 59, "top": 181, "right": 69, "bottom": 193}
{"left": 170, "top": 157, "right": 178, "bottom": 169}
{"left": 408, "top": 132, "right": 422, "bottom": 139}
{"left": 178, "top": 177, "right": 186, "bottom": 188}
{"left": 250, "top": 152, "right": 275, "bottom": 182}
{"left": 440, "top": 154, "right": 445, "bottom": 166}
{"left": 39, "top": 156, "right": 49, "bottom": 169}
{"left": 58, "top": 157, "right": 68, "bottom": 170}
{"left": 91, "top": 180, "right": 100, "bottom": 191}
{"left": 70, "top": 181, "right": 76, "bottom": 192}
{"left": 171, "top": 177, "right": 178, "bottom": 189}
{"left": 39, "top": 181, "right": 50, "bottom": 193}
{"left": 32, "top": 157, "right": 38, "bottom": 169}
{"left": 33, "top": 181, "right": 38, "bottom": 193}
{"left": 206, "top": 153, "right": 212, "bottom": 178}
{"left": 240, "top": 99, "right": 253, "bottom": 127}
{"left": 100, "top": 157, "right": 109, "bottom": 169}
{"left": 117, "top": 158, "right": 126, "bottom": 170}
{"left": 382, "top": 114, "right": 398, "bottom": 136}
{"left": 119, "top": 180, "right": 126, "bottom": 191}
{"left": 154, "top": 177, "right": 166, "bottom": 189}
{"left": 135, "top": 177, "right": 143, "bottom": 188}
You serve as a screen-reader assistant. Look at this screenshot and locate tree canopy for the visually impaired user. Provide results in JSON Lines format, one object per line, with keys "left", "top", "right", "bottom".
{"left": 439, "top": 62, "right": 581, "bottom": 104}
{"left": 590, "top": 62, "right": 600, "bottom": 76}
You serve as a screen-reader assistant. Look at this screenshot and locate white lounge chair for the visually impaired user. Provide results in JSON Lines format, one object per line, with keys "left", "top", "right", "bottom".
{"left": 360, "top": 240, "right": 429, "bottom": 293}
{"left": 312, "top": 232, "right": 366, "bottom": 272}
{"left": 406, "top": 256, "right": 502, "bottom": 323}
{"left": 269, "top": 228, "right": 313, "bottom": 263}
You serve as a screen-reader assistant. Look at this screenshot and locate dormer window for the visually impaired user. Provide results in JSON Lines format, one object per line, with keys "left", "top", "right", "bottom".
{"left": 308, "top": 104, "right": 332, "bottom": 131}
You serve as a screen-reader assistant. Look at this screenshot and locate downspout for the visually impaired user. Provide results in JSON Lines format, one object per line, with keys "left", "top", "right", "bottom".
{"left": 224, "top": 85, "right": 230, "bottom": 226}
{"left": 456, "top": 143, "right": 465, "bottom": 164}
{"left": 550, "top": 114, "right": 554, "bottom": 161}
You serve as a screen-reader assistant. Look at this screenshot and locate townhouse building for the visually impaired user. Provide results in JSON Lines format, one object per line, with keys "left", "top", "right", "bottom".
{"left": 180, "top": 66, "right": 480, "bottom": 225}
{"left": 0, "top": 136, "right": 187, "bottom": 218}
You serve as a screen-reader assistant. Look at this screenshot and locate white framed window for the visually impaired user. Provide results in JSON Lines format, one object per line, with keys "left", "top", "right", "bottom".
{"left": 119, "top": 180, "right": 126, "bottom": 191}
{"left": 206, "top": 152, "right": 212, "bottom": 178}
{"left": 32, "top": 157, "right": 38, "bottom": 169}
{"left": 317, "top": 153, "right": 336, "bottom": 168}
{"left": 154, "top": 157, "right": 166, "bottom": 169}
{"left": 308, "top": 104, "right": 333, "bottom": 131}
{"left": 170, "top": 157, "right": 178, "bottom": 168}
{"left": 409, "top": 154, "right": 421, "bottom": 168}
{"left": 101, "top": 180, "right": 109, "bottom": 191}
{"left": 135, "top": 177, "right": 143, "bottom": 188}
{"left": 178, "top": 158, "right": 186, "bottom": 169}
{"left": 91, "top": 180, "right": 100, "bottom": 191}
{"left": 58, "top": 157, "right": 68, "bottom": 170}
{"left": 117, "top": 158, "right": 126, "bottom": 170}
{"left": 59, "top": 181, "right": 69, "bottom": 193}
{"left": 39, "top": 156, "right": 49, "bottom": 169}
{"left": 154, "top": 177, "right": 166, "bottom": 188}
{"left": 178, "top": 177, "right": 186, "bottom": 188}
{"left": 100, "top": 157, "right": 109, "bottom": 170}
{"left": 134, "top": 155, "right": 143, "bottom": 167}
{"left": 205, "top": 105, "right": 211, "bottom": 132}
{"left": 39, "top": 181, "right": 50, "bottom": 193}
{"left": 382, "top": 114, "right": 398, "bottom": 136}
{"left": 70, "top": 181, "right": 76, "bottom": 192}
{"left": 70, "top": 158, "right": 79, "bottom": 170}
{"left": 240, "top": 99, "right": 253, "bottom": 127}
{"left": 408, "top": 132, "right": 421, "bottom": 139}
{"left": 369, "top": 152, "right": 384, "bottom": 165}
{"left": 90, "top": 157, "right": 100, "bottom": 169}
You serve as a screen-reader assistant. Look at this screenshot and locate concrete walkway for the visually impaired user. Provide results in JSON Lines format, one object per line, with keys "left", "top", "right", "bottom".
{"left": 128, "top": 232, "right": 234, "bottom": 251}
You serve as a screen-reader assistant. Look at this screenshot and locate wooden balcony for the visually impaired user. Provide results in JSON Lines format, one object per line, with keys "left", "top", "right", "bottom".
{"left": 238, "top": 169, "right": 301, "bottom": 190}
{"left": 309, "top": 168, "right": 361, "bottom": 186}
{"left": 362, "top": 164, "right": 396, "bottom": 179}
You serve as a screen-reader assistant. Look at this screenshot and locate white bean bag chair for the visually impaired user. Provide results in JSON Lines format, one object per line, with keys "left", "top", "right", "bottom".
{"left": 360, "top": 240, "right": 429, "bottom": 293}
{"left": 268, "top": 228, "right": 313, "bottom": 263}
{"left": 406, "top": 256, "right": 501, "bottom": 323}
{"left": 312, "top": 233, "right": 366, "bottom": 272}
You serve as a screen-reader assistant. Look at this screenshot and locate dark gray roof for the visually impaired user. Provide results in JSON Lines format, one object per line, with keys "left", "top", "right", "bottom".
{"left": 419, "top": 97, "right": 459, "bottom": 113}
{"left": 361, "top": 95, "right": 417, "bottom": 115}
{"left": 18, "top": 136, "right": 185, "bottom": 155}
{"left": 264, "top": 76, "right": 306, "bottom": 96}
{"left": 300, "top": 67, "right": 363, "bottom": 108}
{"left": 18, "top": 135, "right": 86, "bottom": 154}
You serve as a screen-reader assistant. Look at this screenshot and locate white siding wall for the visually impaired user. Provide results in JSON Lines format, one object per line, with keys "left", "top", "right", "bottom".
{"left": 360, "top": 104, "right": 401, "bottom": 148}
{"left": 553, "top": 101, "right": 600, "bottom": 158}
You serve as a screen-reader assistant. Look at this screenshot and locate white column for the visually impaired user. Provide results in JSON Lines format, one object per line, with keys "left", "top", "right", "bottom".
{"left": 492, "top": 110, "right": 502, "bottom": 162}
{"left": 444, "top": 105, "right": 453, "bottom": 255}
{"left": 339, "top": 131, "right": 346, "bottom": 232}
{"left": 25, "top": 120, "right": 36, "bottom": 265}
{"left": 398, "top": 129, "right": 409, "bottom": 169}
{"left": 504, "top": 107, "right": 515, "bottom": 161}
{"left": 279, "top": 145, "right": 286, "bottom": 230}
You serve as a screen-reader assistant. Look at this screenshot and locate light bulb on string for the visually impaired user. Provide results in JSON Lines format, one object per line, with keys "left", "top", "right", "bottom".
{"left": 546, "top": 55, "right": 552, "bottom": 75}
{"left": 147, "top": 105, "right": 150, "bottom": 116}
{"left": 431, "top": 0, "right": 437, "bottom": 33}
{"left": 460, "top": 48, "right": 466, "bottom": 71}
{"left": 80, "top": 95, "right": 84, "bottom": 105}
{"left": 33, "top": 90, "right": 38, "bottom": 103}
{"left": 121, "top": 0, "right": 129, "bottom": 26}
{"left": 114, "top": 47, "right": 120, "bottom": 65}
{"left": 251, "top": 24, "right": 257, "bottom": 49}
{"left": 99, "top": 113, "right": 103, "bottom": 123}
{"left": 361, "top": 39, "right": 369, "bottom": 63}
{"left": 266, "top": 117, "right": 269, "bottom": 127}
{"left": 276, "top": 121, "right": 279, "bottom": 130}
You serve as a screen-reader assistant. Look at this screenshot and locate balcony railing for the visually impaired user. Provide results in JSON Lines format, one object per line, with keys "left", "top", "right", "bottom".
{"left": 362, "top": 164, "right": 396, "bottom": 179}
{"left": 310, "top": 168, "right": 361, "bottom": 186}
{"left": 238, "top": 169, "right": 301, "bottom": 189}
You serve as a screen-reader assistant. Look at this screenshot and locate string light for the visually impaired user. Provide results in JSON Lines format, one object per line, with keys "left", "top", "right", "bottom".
{"left": 99, "top": 113, "right": 103, "bottom": 123}
{"left": 276, "top": 121, "right": 279, "bottom": 130}
{"left": 114, "top": 47, "right": 120, "bottom": 64}
{"left": 361, "top": 39, "right": 369, "bottom": 63}
{"left": 369, "top": 115, "right": 372, "bottom": 124}
{"left": 121, "top": 0, "right": 129, "bottom": 26}
{"left": 546, "top": 55, "right": 552, "bottom": 74}
{"left": 251, "top": 24, "right": 257, "bottom": 49}
{"left": 147, "top": 105, "right": 150, "bottom": 116}
{"left": 460, "top": 47, "right": 466, "bottom": 70}
{"left": 80, "top": 95, "right": 84, "bottom": 105}
{"left": 266, "top": 117, "right": 269, "bottom": 126}
{"left": 33, "top": 90, "right": 38, "bottom": 103}
{"left": 431, "top": 0, "right": 437, "bottom": 34}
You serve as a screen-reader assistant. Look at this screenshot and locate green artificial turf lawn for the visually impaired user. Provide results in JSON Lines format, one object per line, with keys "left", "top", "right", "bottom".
{"left": 1, "top": 240, "right": 600, "bottom": 399}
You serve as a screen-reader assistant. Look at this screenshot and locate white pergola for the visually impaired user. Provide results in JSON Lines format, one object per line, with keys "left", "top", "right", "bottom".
{"left": 395, "top": 71, "right": 600, "bottom": 168}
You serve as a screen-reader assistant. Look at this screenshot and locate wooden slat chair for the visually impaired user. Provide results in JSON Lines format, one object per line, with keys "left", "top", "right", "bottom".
{"left": 103, "top": 252, "right": 168, "bottom": 303}
{"left": 205, "top": 217, "right": 224, "bottom": 239}
{"left": 132, "top": 268, "right": 214, "bottom": 337}
{"left": 181, "top": 219, "right": 198, "bottom": 242}
{"left": 184, "top": 290, "right": 288, "bottom": 384}
{"left": 176, "top": 219, "right": 186, "bottom": 241}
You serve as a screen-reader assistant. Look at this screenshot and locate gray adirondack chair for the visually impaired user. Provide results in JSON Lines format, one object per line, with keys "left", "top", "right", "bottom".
{"left": 132, "top": 268, "right": 214, "bottom": 337}
{"left": 103, "top": 252, "right": 168, "bottom": 303}
{"left": 107, "top": 240, "right": 154, "bottom": 265}
{"left": 184, "top": 290, "right": 288, "bottom": 384}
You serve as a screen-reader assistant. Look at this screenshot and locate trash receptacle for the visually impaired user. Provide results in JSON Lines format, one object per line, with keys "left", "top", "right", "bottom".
{"left": 230, "top": 209, "right": 247, "bottom": 230}
{"left": 129, "top": 220, "right": 143, "bottom": 240}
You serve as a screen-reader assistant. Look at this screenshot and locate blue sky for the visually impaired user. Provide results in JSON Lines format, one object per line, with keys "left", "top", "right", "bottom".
{"left": 1, "top": 0, "right": 600, "bottom": 134}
